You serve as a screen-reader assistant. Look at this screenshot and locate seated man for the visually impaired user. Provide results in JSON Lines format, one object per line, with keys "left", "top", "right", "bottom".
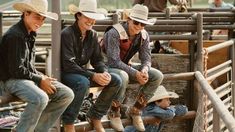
{"left": 102, "top": 4, "right": 164, "bottom": 131}
{"left": 0, "top": 0, "right": 74, "bottom": 131}
{"left": 60, "top": 0, "right": 123, "bottom": 132}
{"left": 125, "top": 85, "right": 188, "bottom": 132}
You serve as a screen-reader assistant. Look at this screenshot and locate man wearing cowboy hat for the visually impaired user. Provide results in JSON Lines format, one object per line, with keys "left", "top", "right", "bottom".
{"left": 0, "top": 0, "right": 74, "bottom": 131}
{"left": 102, "top": 4, "right": 164, "bottom": 131}
{"left": 60, "top": 0, "right": 123, "bottom": 131}
{"left": 125, "top": 85, "right": 188, "bottom": 132}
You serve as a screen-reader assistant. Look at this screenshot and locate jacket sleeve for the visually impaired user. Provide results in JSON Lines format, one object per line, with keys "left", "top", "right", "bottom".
{"left": 104, "top": 28, "right": 138, "bottom": 78}
{"left": 6, "top": 35, "right": 42, "bottom": 85}
{"left": 139, "top": 32, "right": 151, "bottom": 70}
{"left": 90, "top": 32, "right": 108, "bottom": 73}
{"left": 143, "top": 105, "right": 176, "bottom": 120}
{"left": 61, "top": 29, "right": 94, "bottom": 78}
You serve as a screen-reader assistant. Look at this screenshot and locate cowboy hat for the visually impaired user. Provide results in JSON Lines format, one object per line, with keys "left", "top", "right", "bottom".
{"left": 129, "top": 4, "right": 155, "bottom": 25}
{"left": 12, "top": 0, "right": 58, "bottom": 20}
{"left": 148, "top": 85, "right": 179, "bottom": 103}
{"left": 68, "top": 0, "right": 105, "bottom": 20}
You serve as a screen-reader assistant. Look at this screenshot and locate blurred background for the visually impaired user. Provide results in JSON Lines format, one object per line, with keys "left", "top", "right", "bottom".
{"left": 0, "top": 0, "right": 234, "bottom": 12}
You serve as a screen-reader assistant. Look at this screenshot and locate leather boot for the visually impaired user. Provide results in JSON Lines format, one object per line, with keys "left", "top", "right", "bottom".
{"left": 108, "top": 100, "right": 124, "bottom": 131}
{"left": 88, "top": 118, "right": 105, "bottom": 132}
{"left": 63, "top": 124, "right": 75, "bottom": 132}
{"left": 127, "top": 93, "right": 147, "bottom": 131}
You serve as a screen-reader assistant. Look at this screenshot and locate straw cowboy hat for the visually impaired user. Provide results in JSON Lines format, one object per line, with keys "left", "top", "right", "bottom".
{"left": 12, "top": 0, "right": 58, "bottom": 20}
{"left": 148, "top": 85, "right": 179, "bottom": 103}
{"left": 68, "top": 0, "right": 105, "bottom": 20}
{"left": 129, "top": 4, "right": 155, "bottom": 25}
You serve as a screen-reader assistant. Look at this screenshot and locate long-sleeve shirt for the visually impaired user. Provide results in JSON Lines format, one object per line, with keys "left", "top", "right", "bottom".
{"left": 61, "top": 22, "right": 108, "bottom": 79}
{"left": 103, "top": 22, "right": 151, "bottom": 78}
{"left": 0, "top": 19, "right": 42, "bottom": 85}
{"left": 124, "top": 103, "right": 188, "bottom": 132}
{"left": 133, "top": 0, "right": 181, "bottom": 12}
{"left": 209, "top": 1, "right": 234, "bottom": 8}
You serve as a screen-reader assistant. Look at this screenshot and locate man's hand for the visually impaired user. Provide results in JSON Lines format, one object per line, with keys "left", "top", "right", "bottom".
{"left": 40, "top": 75, "right": 57, "bottom": 95}
{"left": 136, "top": 71, "right": 148, "bottom": 85}
{"left": 92, "top": 72, "right": 111, "bottom": 86}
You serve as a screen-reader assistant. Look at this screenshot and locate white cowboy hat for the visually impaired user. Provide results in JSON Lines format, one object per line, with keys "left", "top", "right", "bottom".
{"left": 148, "top": 85, "right": 179, "bottom": 103}
{"left": 68, "top": 0, "right": 105, "bottom": 20}
{"left": 12, "top": 0, "right": 58, "bottom": 20}
{"left": 129, "top": 4, "right": 155, "bottom": 25}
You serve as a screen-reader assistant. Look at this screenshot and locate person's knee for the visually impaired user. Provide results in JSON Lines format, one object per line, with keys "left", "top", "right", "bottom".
{"left": 31, "top": 92, "right": 49, "bottom": 110}
{"left": 150, "top": 68, "right": 164, "bottom": 82}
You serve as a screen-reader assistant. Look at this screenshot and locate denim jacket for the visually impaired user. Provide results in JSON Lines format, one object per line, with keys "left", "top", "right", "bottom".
{"left": 0, "top": 19, "right": 42, "bottom": 85}
{"left": 125, "top": 103, "right": 188, "bottom": 132}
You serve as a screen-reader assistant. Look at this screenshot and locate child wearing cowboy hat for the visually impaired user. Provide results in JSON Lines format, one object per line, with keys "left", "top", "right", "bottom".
{"left": 0, "top": 0, "right": 75, "bottom": 131}
{"left": 125, "top": 85, "right": 188, "bottom": 132}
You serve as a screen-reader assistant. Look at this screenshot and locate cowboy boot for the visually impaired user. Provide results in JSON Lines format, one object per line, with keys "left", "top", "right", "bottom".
{"left": 108, "top": 100, "right": 124, "bottom": 131}
{"left": 87, "top": 118, "right": 105, "bottom": 132}
{"left": 126, "top": 93, "right": 147, "bottom": 131}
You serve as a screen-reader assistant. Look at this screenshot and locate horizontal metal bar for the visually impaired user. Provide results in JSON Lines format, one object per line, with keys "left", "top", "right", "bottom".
{"left": 207, "top": 67, "right": 231, "bottom": 82}
{"left": 154, "top": 20, "right": 196, "bottom": 25}
{"left": 207, "top": 60, "right": 232, "bottom": 77}
{"left": 145, "top": 25, "right": 196, "bottom": 32}
{"left": 164, "top": 72, "right": 195, "bottom": 81}
{"left": 150, "top": 34, "right": 198, "bottom": 40}
{"left": 204, "top": 25, "right": 235, "bottom": 30}
{"left": 206, "top": 40, "right": 234, "bottom": 53}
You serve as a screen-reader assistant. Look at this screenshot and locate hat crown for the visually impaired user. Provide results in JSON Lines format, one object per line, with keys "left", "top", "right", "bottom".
{"left": 130, "top": 4, "right": 149, "bottom": 21}
{"left": 79, "top": 0, "right": 97, "bottom": 13}
{"left": 25, "top": 0, "right": 48, "bottom": 13}
{"left": 147, "top": 85, "right": 179, "bottom": 103}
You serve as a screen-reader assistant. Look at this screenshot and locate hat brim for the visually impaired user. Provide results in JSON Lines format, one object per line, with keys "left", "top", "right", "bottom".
{"left": 129, "top": 16, "right": 154, "bottom": 25}
{"left": 13, "top": 3, "right": 58, "bottom": 20}
{"left": 148, "top": 92, "right": 179, "bottom": 103}
{"left": 82, "top": 12, "right": 105, "bottom": 20}
{"left": 68, "top": 4, "right": 105, "bottom": 20}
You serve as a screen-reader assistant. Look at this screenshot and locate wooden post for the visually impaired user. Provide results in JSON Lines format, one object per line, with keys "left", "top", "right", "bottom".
{"left": 0, "top": 12, "right": 2, "bottom": 37}
{"left": 50, "top": 0, "right": 61, "bottom": 131}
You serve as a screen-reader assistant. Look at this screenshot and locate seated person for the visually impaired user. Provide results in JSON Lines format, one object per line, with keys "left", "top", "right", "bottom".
{"left": 133, "top": 0, "right": 187, "bottom": 12}
{"left": 124, "top": 85, "right": 188, "bottom": 132}
{"left": 208, "top": 0, "right": 234, "bottom": 35}
{"left": 209, "top": 0, "right": 234, "bottom": 8}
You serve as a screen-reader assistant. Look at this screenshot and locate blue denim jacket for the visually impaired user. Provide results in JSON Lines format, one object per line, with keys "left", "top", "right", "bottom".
{"left": 124, "top": 103, "right": 188, "bottom": 132}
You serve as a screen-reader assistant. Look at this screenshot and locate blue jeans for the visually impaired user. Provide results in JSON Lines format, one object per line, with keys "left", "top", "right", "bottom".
{"left": 3, "top": 79, "right": 74, "bottom": 132}
{"left": 109, "top": 65, "right": 163, "bottom": 102}
{"left": 62, "top": 72, "right": 122, "bottom": 124}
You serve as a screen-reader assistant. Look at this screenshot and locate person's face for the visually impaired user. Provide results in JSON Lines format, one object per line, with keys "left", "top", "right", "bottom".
{"left": 24, "top": 12, "right": 45, "bottom": 33}
{"left": 156, "top": 98, "right": 171, "bottom": 109}
{"left": 128, "top": 19, "right": 146, "bottom": 36}
{"left": 77, "top": 14, "right": 96, "bottom": 32}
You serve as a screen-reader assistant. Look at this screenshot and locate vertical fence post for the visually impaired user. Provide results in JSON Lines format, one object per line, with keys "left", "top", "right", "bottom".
{"left": 0, "top": 12, "right": 2, "bottom": 37}
{"left": 112, "top": 13, "right": 119, "bottom": 24}
{"left": 50, "top": 0, "right": 61, "bottom": 132}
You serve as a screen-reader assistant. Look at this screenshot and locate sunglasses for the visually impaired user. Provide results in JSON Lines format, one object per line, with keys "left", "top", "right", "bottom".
{"left": 133, "top": 20, "right": 146, "bottom": 27}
